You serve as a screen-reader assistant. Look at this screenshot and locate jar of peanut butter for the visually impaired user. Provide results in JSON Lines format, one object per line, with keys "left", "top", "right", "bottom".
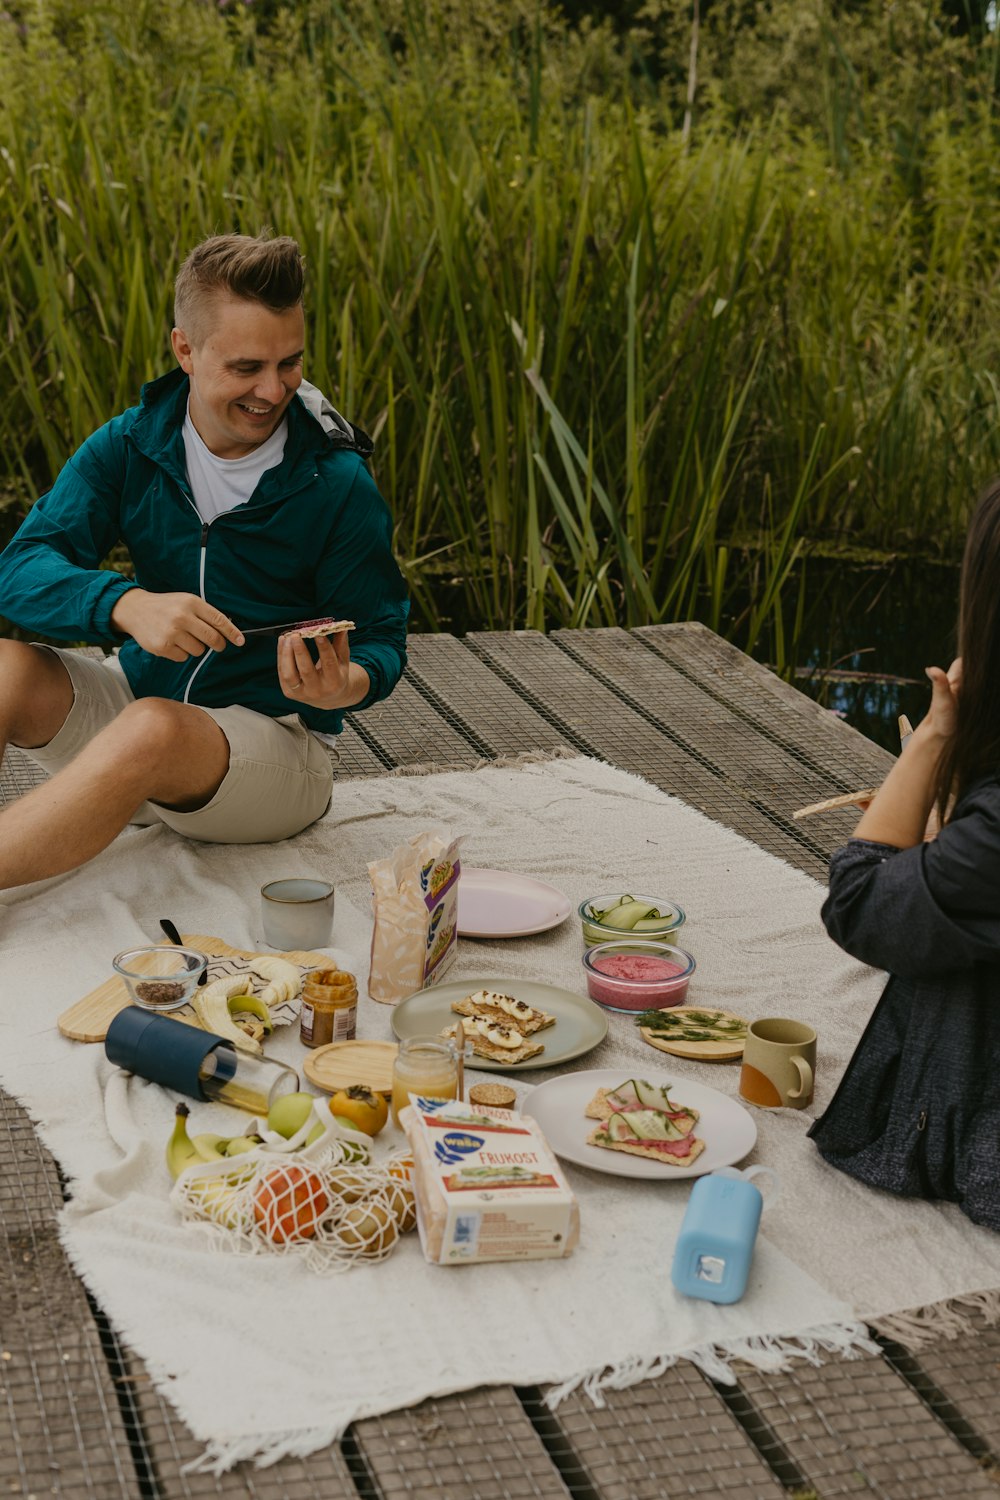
{"left": 299, "top": 968, "right": 358, "bottom": 1048}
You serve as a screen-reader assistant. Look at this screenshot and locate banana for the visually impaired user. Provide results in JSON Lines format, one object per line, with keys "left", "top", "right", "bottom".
{"left": 190, "top": 1132, "right": 230, "bottom": 1163}
{"left": 223, "top": 1135, "right": 263, "bottom": 1157}
{"left": 247, "top": 954, "right": 302, "bottom": 1007}
{"left": 193, "top": 975, "right": 262, "bottom": 1055}
{"left": 165, "top": 1102, "right": 202, "bottom": 1180}
{"left": 183, "top": 1169, "right": 244, "bottom": 1230}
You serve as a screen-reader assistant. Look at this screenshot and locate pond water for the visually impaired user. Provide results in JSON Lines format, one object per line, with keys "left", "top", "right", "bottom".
{"left": 729, "top": 556, "right": 961, "bottom": 753}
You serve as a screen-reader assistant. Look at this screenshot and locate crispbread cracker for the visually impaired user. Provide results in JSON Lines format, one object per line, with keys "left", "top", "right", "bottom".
{"left": 285, "top": 617, "right": 355, "bottom": 640}
{"left": 587, "top": 1124, "right": 706, "bottom": 1168}
{"left": 584, "top": 1087, "right": 699, "bottom": 1133}
{"left": 441, "top": 1024, "right": 544, "bottom": 1065}
{"left": 451, "top": 992, "right": 555, "bottom": 1036}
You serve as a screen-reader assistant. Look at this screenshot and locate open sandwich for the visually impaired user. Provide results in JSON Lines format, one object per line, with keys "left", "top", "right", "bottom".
{"left": 585, "top": 1077, "right": 705, "bottom": 1167}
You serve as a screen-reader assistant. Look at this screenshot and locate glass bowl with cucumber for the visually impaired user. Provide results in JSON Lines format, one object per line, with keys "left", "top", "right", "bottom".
{"left": 578, "top": 894, "right": 686, "bottom": 948}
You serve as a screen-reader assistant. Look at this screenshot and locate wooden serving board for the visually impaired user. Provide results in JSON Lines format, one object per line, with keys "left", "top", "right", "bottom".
{"left": 639, "top": 1006, "right": 748, "bottom": 1062}
{"left": 57, "top": 934, "right": 329, "bottom": 1044}
{"left": 304, "top": 1040, "right": 398, "bottom": 1097}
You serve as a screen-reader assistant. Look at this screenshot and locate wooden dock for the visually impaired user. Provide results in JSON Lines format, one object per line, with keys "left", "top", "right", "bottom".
{"left": 2, "top": 623, "right": 999, "bottom": 1499}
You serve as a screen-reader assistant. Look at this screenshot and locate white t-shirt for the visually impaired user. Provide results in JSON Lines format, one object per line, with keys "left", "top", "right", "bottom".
{"left": 182, "top": 404, "right": 339, "bottom": 751}
{"left": 182, "top": 404, "right": 288, "bottom": 521}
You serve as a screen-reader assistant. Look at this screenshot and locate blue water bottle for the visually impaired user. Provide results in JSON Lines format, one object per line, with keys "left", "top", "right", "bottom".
{"left": 671, "top": 1166, "right": 779, "bottom": 1304}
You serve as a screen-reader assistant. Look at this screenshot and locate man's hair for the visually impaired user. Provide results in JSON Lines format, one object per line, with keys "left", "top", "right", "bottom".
{"left": 174, "top": 232, "right": 305, "bottom": 344}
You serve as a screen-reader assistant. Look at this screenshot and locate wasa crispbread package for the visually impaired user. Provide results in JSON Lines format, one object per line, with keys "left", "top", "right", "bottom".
{"left": 401, "top": 1098, "right": 579, "bottom": 1264}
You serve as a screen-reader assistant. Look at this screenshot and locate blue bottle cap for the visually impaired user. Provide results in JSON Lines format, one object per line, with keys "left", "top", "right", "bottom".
{"left": 104, "top": 1006, "right": 232, "bottom": 1100}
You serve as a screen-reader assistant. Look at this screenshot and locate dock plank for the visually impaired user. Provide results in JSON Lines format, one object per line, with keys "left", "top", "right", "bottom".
{"left": 0, "top": 1094, "right": 140, "bottom": 1499}
{"left": 351, "top": 1387, "right": 572, "bottom": 1499}
{"left": 736, "top": 1354, "right": 999, "bottom": 1499}
{"left": 124, "top": 1354, "right": 361, "bottom": 1499}
{"left": 405, "top": 633, "right": 571, "bottom": 758}
{"left": 543, "top": 1364, "right": 786, "bottom": 1499}
{"left": 470, "top": 628, "right": 835, "bottom": 876}
{"left": 353, "top": 672, "right": 484, "bottom": 770}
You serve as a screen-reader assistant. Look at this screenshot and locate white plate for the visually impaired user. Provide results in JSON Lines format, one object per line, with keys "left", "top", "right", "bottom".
{"left": 390, "top": 976, "right": 608, "bottom": 1072}
{"left": 458, "top": 868, "right": 572, "bottom": 939}
{"left": 521, "top": 1067, "right": 757, "bottom": 1179}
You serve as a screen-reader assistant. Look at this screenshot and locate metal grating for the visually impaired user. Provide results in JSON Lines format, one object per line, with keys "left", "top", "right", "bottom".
{"left": 0, "top": 1094, "right": 139, "bottom": 1498}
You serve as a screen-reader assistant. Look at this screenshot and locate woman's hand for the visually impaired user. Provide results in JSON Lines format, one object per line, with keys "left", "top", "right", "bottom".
{"left": 850, "top": 657, "right": 960, "bottom": 849}
{"left": 922, "top": 657, "right": 961, "bottom": 743}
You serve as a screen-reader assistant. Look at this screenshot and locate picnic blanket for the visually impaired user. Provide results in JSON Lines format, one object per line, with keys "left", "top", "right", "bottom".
{"left": 2, "top": 753, "right": 999, "bottom": 1472}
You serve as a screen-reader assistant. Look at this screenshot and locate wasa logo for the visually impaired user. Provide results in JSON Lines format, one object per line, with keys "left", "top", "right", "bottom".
{"left": 433, "top": 1132, "right": 484, "bottom": 1165}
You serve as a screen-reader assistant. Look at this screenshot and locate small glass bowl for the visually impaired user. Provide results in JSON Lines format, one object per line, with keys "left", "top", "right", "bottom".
{"left": 578, "top": 893, "right": 685, "bottom": 948}
{"left": 581, "top": 939, "right": 696, "bottom": 1013}
{"left": 112, "top": 946, "right": 208, "bottom": 1012}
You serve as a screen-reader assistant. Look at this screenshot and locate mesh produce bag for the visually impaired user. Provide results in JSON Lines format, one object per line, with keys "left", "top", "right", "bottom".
{"left": 169, "top": 1112, "right": 415, "bottom": 1274}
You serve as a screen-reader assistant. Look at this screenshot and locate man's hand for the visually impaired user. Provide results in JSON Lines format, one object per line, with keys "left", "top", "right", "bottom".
{"left": 111, "top": 589, "right": 244, "bottom": 661}
{"left": 277, "top": 629, "right": 369, "bottom": 711}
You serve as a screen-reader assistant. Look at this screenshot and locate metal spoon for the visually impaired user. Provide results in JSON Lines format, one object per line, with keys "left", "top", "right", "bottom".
{"left": 159, "top": 918, "right": 208, "bottom": 985}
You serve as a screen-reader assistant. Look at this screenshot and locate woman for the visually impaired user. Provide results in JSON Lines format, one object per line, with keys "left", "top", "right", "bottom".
{"left": 809, "top": 483, "right": 1000, "bottom": 1231}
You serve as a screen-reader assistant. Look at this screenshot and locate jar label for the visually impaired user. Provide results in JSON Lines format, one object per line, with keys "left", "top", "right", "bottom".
{"left": 332, "top": 1003, "right": 357, "bottom": 1042}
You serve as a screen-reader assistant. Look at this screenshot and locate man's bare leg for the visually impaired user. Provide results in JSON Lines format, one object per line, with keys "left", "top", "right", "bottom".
{"left": 0, "top": 641, "right": 77, "bottom": 754}
{"left": 0, "top": 661, "right": 230, "bottom": 888}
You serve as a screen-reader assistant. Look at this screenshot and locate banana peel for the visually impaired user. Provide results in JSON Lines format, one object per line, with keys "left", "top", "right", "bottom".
{"left": 227, "top": 993, "right": 273, "bottom": 1032}
{"left": 193, "top": 975, "right": 262, "bottom": 1055}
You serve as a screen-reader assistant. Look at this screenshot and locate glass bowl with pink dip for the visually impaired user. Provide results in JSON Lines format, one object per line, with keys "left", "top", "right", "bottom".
{"left": 581, "top": 939, "right": 696, "bottom": 1013}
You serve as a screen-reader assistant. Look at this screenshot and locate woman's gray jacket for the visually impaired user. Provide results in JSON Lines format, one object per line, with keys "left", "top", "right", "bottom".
{"left": 808, "top": 775, "right": 1000, "bottom": 1232}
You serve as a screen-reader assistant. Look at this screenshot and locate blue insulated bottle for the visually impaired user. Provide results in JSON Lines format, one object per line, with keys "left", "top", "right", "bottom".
{"left": 671, "top": 1167, "right": 776, "bottom": 1304}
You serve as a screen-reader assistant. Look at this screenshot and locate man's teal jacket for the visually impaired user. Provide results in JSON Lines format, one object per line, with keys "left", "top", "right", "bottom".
{"left": 0, "top": 369, "right": 409, "bottom": 735}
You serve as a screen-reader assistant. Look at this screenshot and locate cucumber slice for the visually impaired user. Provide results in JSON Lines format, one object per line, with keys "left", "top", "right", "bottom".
{"left": 589, "top": 895, "right": 633, "bottom": 921}
{"left": 632, "top": 915, "right": 675, "bottom": 933}
{"left": 594, "top": 900, "right": 661, "bottom": 931}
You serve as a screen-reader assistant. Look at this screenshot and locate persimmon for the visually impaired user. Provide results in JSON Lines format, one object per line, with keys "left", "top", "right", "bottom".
{"left": 251, "top": 1163, "right": 330, "bottom": 1244}
{"left": 329, "top": 1084, "right": 389, "bottom": 1137}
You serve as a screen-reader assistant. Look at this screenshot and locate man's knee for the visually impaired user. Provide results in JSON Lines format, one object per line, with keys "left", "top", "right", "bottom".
{"left": 0, "top": 641, "right": 74, "bottom": 745}
{"left": 114, "top": 696, "right": 213, "bottom": 748}
{"left": 108, "top": 699, "right": 229, "bottom": 798}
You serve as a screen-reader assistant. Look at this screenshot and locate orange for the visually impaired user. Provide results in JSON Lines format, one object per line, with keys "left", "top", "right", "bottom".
{"left": 251, "top": 1163, "right": 330, "bottom": 1245}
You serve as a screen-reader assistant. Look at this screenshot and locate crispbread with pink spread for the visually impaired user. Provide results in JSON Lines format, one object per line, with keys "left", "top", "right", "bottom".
{"left": 584, "top": 1077, "right": 705, "bottom": 1168}
{"left": 282, "top": 617, "right": 355, "bottom": 639}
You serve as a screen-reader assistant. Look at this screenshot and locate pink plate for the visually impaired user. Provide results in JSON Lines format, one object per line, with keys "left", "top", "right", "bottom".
{"left": 458, "top": 868, "right": 572, "bottom": 939}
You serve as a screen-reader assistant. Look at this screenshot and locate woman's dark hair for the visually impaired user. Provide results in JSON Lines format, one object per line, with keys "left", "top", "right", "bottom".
{"left": 934, "top": 478, "right": 1000, "bottom": 820}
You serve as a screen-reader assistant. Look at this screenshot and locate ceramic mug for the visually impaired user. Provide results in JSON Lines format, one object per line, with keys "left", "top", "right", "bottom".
{"left": 739, "top": 1018, "right": 816, "bottom": 1109}
{"left": 261, "top": 878, "right": 335, "bottom": 951}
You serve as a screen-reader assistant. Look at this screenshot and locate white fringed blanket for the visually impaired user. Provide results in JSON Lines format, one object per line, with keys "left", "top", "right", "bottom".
{"left": 2, "top": 755, "right": 998, "bottom": 1472}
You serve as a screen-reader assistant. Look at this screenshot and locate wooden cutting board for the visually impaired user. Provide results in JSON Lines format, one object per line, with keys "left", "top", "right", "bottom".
{"left": 57, "top": 933, "right": 329, "bottom": 1043}
{"left": 303, "top": 1040, "right": 398, "bottom": 1097}
{"left": 639, "top": 1006, "right": 748, "bottom": 1062}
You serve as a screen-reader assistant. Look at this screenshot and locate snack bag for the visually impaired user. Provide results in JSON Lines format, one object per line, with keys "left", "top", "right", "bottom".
{"left": 368, "top": 827, "right": 463, "bottom": 1004}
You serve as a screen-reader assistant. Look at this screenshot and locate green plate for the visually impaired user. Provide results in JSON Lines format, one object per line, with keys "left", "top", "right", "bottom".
{"left": 390, "top": 976, "right": 609, "bottom": 1073}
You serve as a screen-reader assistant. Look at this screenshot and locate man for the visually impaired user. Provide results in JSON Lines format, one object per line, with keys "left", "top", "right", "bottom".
{"left": 0, "top": 232, "right": 408, "bottom": 889}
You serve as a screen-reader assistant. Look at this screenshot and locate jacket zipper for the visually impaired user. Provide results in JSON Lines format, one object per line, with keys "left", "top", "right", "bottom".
{"left": 177, "top": 466, "right": 320, "bottom": 704}
{"left": 182, "top": 515, "right": 212, "bottom": 705}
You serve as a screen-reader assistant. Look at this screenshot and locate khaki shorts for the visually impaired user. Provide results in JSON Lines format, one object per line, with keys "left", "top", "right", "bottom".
{"left": 24, "top": 646, "right": 335, "bottom": 844}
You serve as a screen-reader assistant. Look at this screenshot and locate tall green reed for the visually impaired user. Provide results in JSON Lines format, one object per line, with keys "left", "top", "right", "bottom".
{"left": 2, "top": 0, "right": 1000, "bottom": 665}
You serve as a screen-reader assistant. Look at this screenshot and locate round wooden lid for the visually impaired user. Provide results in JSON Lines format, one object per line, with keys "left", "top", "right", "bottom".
{"left": 303, "top": 1039, "right": 398, "bottom": 1096}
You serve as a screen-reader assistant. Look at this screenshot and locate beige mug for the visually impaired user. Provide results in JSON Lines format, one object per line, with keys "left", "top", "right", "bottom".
{"left": 739, "top": 1018, "right": 816, "bottom": 1109}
